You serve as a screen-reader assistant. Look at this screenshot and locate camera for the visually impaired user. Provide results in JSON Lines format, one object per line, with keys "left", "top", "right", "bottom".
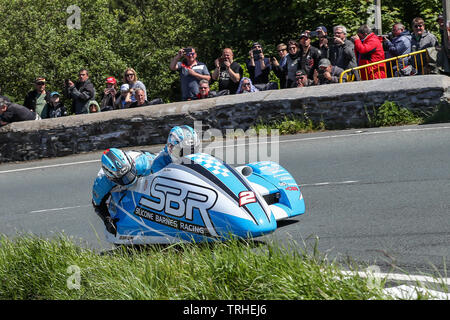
{"left": 309, "top": 31, "right": 318, "bottom": 37}
{"left": 64, "top": 79, "right": 70, "bottom": 87}
{"left": 183, "top": 47, "right": 192, "bottom": 54}
{"left": 252, "top": 49, "right": 262, "bottom": 56}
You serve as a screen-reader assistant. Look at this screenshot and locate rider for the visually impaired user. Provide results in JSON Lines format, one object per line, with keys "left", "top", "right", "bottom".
{"left": 92, "top": 125, "right": 200, "bottom": 235}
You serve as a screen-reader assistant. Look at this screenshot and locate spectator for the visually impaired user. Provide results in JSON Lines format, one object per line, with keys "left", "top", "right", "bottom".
{"left": 271, "top": 43, "right": 288, "bottom": 88}
{"left": 23, "top": 76, "right": 51, "bottom": 119}
{"left": 88, "top": 100, "right": 101, "bottom": 113}
{"left": 46, "top": 92, "right": 68, "bottom": 118}
{"left": 329, "top": 25, "right": 358, "bottom": 72}
{"left": 100, "top": 76, "right": 120, "bottom": 111}
{"left": 115, "top": 84, "right": 133, "bottom": 109}
{"left": 293, "top": 69, "right": 314, "bottom": 88}
{"left": 122, "top": 68, "right": 147, "bottom": 102}
{"left": 352, "top": 24, "right": 386, "bottom": 80}
{"left": 129, "top": 88, "right": 150, "bottom": 108}
{"left": 281, "top": 40, "right": 302, "bottom": 88}
{"left": 1, "top": 96, "right": 39, "bottom": 126}
{"left": 246, "top": 42, "right": 271, "bottom": 85}
{"left": 194, "top": 80, "right": 217, "bottom": 99}
{"left": 298, "top": 32, "right": 321, "bottom": 80}
{"left": 410, "top": 17, "right": 438, "bottom": 74}
{"left": 313, "top": 26, "right": 330, "bottom": 59}
{"left": 314, "top": 58, "right": 344, "bottom": 85}
{"left": 169, "top": 46, "right": 211, "bottom": 101}
{"left": 236, "top": 77, "right": 259, "bottom": 94}
{"left": 64, "top": 68, "right": 96, "bottom": 114}
{"left": 383, "top": 23, "right": 412, "bottom": 76}
{"left": 211, "top": 48, "right": 243, "bottom": 94}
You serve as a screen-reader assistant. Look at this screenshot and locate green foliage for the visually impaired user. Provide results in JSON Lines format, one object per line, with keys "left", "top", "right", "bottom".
{"left": 366, "top": 100, "right": 423, "bottom": 127}
{"left": 0, "top": 0, "right": 444, "bottom": 105}
{"left": 253, "top": 115, "right": 326, "bottom": 135}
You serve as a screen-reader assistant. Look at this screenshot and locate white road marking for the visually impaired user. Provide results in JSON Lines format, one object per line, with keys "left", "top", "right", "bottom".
{"left": 2, "top": 125, "right": 450, "bottom": 175}
{"left": 299, "top": 180, "right": 359, "bottom": 187}
{"left": 342, "top": 270, "right": 450, "bottom": 286}
{"left": 29, "top": 205, "right": 91, "bottom": 214}
{"left": 382, "top": 285, "right": 450, "bottom": 300}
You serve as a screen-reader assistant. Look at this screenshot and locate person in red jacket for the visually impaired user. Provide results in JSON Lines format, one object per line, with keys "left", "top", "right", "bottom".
{"left": 352, "top": 25, "right": 386, "bottom": 80}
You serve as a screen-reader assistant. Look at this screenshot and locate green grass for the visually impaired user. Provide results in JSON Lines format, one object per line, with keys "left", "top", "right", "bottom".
{"left": 252, "top": 101, "right": 450, "bottom": 136}
{"left": 0, "top": 234, "right": 389, "bottom": 300}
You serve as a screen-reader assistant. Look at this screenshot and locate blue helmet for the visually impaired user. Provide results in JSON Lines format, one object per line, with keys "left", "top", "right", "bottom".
{"left": 167, "top": 125, "right": 200, "bottom": 162}
{"left": 101, "top": 148, "right": 137, "bottom": 186}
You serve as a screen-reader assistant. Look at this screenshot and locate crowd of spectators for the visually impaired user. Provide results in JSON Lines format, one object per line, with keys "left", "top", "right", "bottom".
{"left": 0, "top": 17, "right": 446, "bottom": 127}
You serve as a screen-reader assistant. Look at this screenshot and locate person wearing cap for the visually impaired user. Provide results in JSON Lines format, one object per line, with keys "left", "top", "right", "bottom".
{"left": 1, "top": 95, "right": 39, "bottom": 126}
{"left": 314, "top": 58, "right": 344, "bottom": 85}
{"left": 169, "top": 46, "right": 211, "bottom": 101}
{"left": 114, "top": 84, "right": 133, "bottom": 109}
{"left": 100, "top": 76, "right": 120, "bottom": 111}
{"left": 298, "top": 32, "right": 322, "bottom": 81}
{"left": 23, "top": 77, "right": 51, "bottom": 119}
{"left": 45, "top": 92, "right": 68, "bottom": 118}
{"left": 312, "top": 26, "right": 330, "bottom": 59}
{"left": 246, "top": 42, "right": 272, "bottom": 85}
{"left": 293, "top": 69, "right": 313, "bottom": 88}
{"left": 352, "top": 24, "right": 386, "bottom": 80}
{"left": 64, "top": 68, "right": 96, "bottom": 114}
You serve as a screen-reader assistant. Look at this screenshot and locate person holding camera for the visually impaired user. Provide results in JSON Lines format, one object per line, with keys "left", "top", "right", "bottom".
{"left": 271, "top": 43, "right": 288, "bottom": 88}
{"left": 122, "top": 68, "right": 147, "bottom": 102}
{"left": 313, "top": 58, "right": 344, "bottom": 85}
{"left": 64, "top": 68, "right": 96, "bottom": 114}
{"left": 246, "top": 42, "right": 271, "bottom": 85}
{"left": 169, "top": 46, "right": 211, "bottom": 101}
{"left": 100, "top": 76, "right": 120, "bottom": 112}
{"left": 211, "top": 48, "right": 243, "bottom": 94}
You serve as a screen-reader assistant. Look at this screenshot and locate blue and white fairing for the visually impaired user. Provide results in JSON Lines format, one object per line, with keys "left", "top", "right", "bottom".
{"left": 105, "top": 154, "right": 305, "bottom": 245}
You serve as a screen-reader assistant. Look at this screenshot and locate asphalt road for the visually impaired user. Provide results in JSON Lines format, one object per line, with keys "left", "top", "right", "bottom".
{"left": 0, "top": 123, "right": 449, "bottom": 275}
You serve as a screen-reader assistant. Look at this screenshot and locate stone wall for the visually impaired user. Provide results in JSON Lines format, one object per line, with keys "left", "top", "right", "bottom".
{"left": 1, "top": 75, "right": 449, "bottom": 163}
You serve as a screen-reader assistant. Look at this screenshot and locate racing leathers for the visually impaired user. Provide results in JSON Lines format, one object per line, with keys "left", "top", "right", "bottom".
{"left": 92, "top": 150, "right": 155, "bottom": 235}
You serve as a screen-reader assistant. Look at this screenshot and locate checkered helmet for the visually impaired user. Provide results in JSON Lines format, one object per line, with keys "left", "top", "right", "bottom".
{"left": 167, "top": 125, "right": 200, "bottom": 163}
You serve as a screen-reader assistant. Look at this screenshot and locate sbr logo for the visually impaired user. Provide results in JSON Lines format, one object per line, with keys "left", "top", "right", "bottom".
{"left": 138, "top": 176, "right": 218, "bottom": 236}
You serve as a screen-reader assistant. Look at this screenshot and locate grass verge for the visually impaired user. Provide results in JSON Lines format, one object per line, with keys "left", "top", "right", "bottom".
{"left": 0, "top": 234, "right": 389, "bottom": 300}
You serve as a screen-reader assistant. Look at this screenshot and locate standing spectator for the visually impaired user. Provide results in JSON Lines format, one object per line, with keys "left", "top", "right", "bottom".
{"left": 298, "top": 32, "right": 321, "bottom": 80}
{"left": 211, "top": 48, "right": 243, "bottom": 94}
{"left": 410, "top": 17, "right": 438, "bottom": 74}
{"left": 1, "top": 96, "right": 39, "bottom": 126}
{"left": 314, "top": 58, "right": 344, "bottom": 85}
{"left": 100, "top": 76, "right": 120, "bottom": 111}
{"left": 283, "top": 40, "right": 301, "bottom": 88}
{"left": 122, "top": 68, "right": 147, "bottom": 102}
{"left": 46, "top": 92, "right": 68, "bottom": 118}
{"left": 383, "top": 23, "right": 412, "bottom": 75}
{"left": 329, "top": 25, "right": 358, "bottom": 72}
{"left": 23, "top": 76, "right": 51, "bottom": 119}
{"left": 65, "top": 68, "right": 96, "bottom": 114}
{"left": 236, "top": 77, "right": 259, "bottom": 94}
{"left": 271, "top": 43, "right": 288, "bottom": 88}
{"left": 169, "top": 46, "right": 211, "bottom": 101}
{"left": 313, "top": 26, "right": 330, "bottom": 59}
{"left": 246, "top": 42, "right": 271, "bottom": 85}
{"left": 88, "top": 100, "right": 101, "bottom": 113}
{"left": 352, "top": 25, "right": 386, "bottom": 80}
{"left": 293, "top": 69, "right": 314, "bottom": 88}
{"left": 115, "top": 84, "right": 133, "bottom": 109}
